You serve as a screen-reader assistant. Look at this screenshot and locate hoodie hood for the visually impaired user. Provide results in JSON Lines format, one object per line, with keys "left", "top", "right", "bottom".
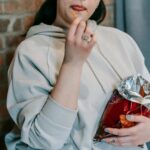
{"left": 26, "top": 19, "right": 98, "bottom": 39}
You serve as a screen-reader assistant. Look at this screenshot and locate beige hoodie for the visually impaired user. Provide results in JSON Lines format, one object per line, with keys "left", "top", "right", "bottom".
{"left": 5, "top": 19, "right": 150, "bottom": 150}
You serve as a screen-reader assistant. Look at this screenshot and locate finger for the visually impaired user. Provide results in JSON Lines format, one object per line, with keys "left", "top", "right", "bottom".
{"left": 82, "top": 23, "right": 95, "bottom": 47}
{"left": 88, "top": 34, "right": 96, "bottom": 48}
{"left": 114, "top": 142, "right": 137, "bottom": 147}
{"left": 120, "top": 143, "right": 144, "bottom": 147}
{"left": 84, "top": 21, "right": 93, "bottom": 35}
{"left": 102, "top": 136, "right": 135, "bottom": 146}
{"left": 75, "top": 21, "right": 86, "bottom": 43}
{"left": 126, "top": 115, "right": 149, "bottom": 123}
{"left": 105, "top": 125, "right": 141, "bottom": 136}
{"left": 103, "top": 136, "right": 145, "bottom": 147}
{"left": 81, "top": 34, "right": 96, "bottom": 49}
{"left": 68, "top": 17, "right": 83, "bottom": 38}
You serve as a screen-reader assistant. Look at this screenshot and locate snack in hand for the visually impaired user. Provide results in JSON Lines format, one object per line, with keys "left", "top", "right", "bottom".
{"left": 93, "top": 74, "right": 150, "bottom": 142}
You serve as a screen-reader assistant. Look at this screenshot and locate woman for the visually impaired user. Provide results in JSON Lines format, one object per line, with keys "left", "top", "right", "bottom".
{"left": 5, "top": 0, "right": 150, "bottom": 150}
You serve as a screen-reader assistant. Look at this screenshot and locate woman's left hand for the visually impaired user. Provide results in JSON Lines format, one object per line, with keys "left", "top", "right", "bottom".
{"left": 102, "top": 115, "right": 150, "bottom": 147}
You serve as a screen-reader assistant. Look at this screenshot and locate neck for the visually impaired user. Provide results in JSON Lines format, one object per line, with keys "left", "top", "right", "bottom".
{"left": 53, "top": 17, "right": 71, "bottom": 31}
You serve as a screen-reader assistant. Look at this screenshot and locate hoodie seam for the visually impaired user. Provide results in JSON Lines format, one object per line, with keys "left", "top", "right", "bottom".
{"left": 47, "top": 45, "right": 53, "bottom": 86}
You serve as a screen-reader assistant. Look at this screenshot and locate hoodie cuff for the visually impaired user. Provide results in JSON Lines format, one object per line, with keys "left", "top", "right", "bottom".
{"left": 41, "top": 95, "right": 78, "bottom": 128}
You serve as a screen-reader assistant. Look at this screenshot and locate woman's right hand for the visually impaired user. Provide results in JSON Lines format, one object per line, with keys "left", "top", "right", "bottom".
{"left": 63, "top": 17, "right": 96, "bottom": 66}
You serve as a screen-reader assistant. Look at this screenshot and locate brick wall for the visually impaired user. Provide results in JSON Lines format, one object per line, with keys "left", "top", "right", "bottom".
{"left": 0, "top": 0, "right": 114, "bottom": 149}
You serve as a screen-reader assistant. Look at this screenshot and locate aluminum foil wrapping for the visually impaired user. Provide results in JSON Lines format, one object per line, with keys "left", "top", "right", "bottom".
{"left": 117, "top": 74, "right": 150, "bottom": 108}
{"left": 93, "top": 74, "right": 150, "bottom": 143}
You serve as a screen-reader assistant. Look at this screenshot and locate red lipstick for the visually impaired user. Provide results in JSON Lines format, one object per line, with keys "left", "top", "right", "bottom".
{"left": 71, "top": 5, "right": 87, "bottom": 11}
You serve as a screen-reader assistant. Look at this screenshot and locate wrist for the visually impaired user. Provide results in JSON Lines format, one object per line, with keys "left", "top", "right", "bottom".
{"left": 62, "top": 60, "right": 84, "bottom": 69}
{"left": 60, "top": 62, "right": 83, "bottom": 78}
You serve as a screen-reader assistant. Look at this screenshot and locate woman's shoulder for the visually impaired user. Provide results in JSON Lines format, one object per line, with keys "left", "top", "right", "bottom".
{"left": 10, "top": 33, "right": 64, "bottom": 79}
{"left": 10, "top": 36, "right": 50, "bottom": 70}
{"left": 17, "top": 35, "right": 50, "bottom": 51}
{"left": 96, "top": 25, "right": 144, "bottom": 58}
{"left": 96, "top": 25, "right": 131, "bottom": 42}
{"left": 95, "top": 25, "right": 149, "bottom": 77}
{"left": 8, "top": 35, "right": 56, "bottom": 84}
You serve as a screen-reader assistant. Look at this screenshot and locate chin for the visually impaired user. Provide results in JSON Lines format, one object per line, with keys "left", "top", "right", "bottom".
{"left": 71, "top": 15, "right": 87, "bottom": 22}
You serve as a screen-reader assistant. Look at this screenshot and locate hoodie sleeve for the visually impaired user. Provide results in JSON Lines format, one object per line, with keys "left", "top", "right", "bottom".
{"left": 6, "top": 39, "right": 78, "bottom": 150}
{"left": 124, "top": 33, "right": 150, "bottom": 81}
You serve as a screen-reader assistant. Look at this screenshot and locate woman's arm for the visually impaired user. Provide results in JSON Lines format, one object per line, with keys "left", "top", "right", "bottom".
{"left": 51, "top": 17, "right": 96, "bottom": 110}
{"left": 51, "top": 63, "right": 83, "bottom": 110}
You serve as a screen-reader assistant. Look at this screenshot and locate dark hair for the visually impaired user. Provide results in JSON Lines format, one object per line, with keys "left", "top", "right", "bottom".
{"left": 33, "top": 0, "right": 106, "bottom": 26}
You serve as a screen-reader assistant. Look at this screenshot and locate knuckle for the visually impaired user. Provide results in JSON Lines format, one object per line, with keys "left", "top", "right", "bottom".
{"left": 133, "top": 140, "right": 139, "bottom": 146}
{"left": 73, "top": 20, "right": 79, "bottom": 26}
{"left": 93, "top": 38, "right": 96, "bottom": 43}
{"left": 132, "top": 116, "right": 137, "bottom": 121}
{"left": 72, "top": 22, "right": 77, "bottom": 27}
{"left": 90, "top": 39, "right": 96, "bottom": 46}
{"left": 86, "top": 27, "right": 91, "bottom": 33}
{"left": 88, "top": 42, "right": 94, "bottom": 48}
{"left": 89, "top": 44, "right": 94, "bottom": 50}
{"left": 93, "top": 36, "right": 97, "bottom": 43}
{"left": 74, "top": 18, "right": 80, "bottom": 23}
{"left": 77, "top": 41, "right": 82, "bottom": 46}
{"left": 139, "top": 124, "right": 144, "bottom": 130}
{"left": 83, "top": 43, "right": 90, "bottom": 49}
{"left": 131, "top": 136, "right": 136, "bottom": 142}
{"left": 115, "top": 130, "right": 121, "bottom": 136}
{"left": 117, "top": 138, "right": 122, "bottom": 146}
{"left": 132, "top": 137, "right": 138, "bottom": 145}
{"left": 119, "top": 132, "right": 124, "bottom": 136}
{"left": 82, "top": 44, "right": 87, "bottom": 49}
{"left": 75, "top": 40, "right": 82, "bottom": 47}
{"left": 74, "top": 40, "right": 78, "bottom": 46}
{"left": 142, "top": 116, "right": 148, "bottom": 121}
{"left": 67, "top": 37, "right": 74, "bottom": 43}
{"left": 116, "top": 130, "right": 120, "bottom": 135}
{"left": 131, "top": 128, "right": 137, "bottom": 134}
{"left": 80, "top": 21, "right": 86, "bottom": 27}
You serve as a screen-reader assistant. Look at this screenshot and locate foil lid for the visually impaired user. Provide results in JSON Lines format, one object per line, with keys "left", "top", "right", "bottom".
{"left": 117, "top": 74, "right": 150, "bottom": 109}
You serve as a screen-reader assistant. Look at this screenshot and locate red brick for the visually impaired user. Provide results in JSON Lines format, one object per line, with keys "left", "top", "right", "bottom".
{"left": 23, "top": 15, "right": 35, "bottom": 31}
{"left": 13, "top": 18, "right": 22, "bottom": 32}
{"left": 4, "top": 0, "right": 45, "bottom": 14}
{"left": 0, "top": 19, "right": 10, "bottom": 32}
{"left": 6, "top": 35, "right": 24, "bottom": 49}
{"left": 32, "top": 0, "right": 45, "bottom": 12}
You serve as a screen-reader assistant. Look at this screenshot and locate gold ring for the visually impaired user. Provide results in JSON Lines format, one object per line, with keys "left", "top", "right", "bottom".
{"left": 110, "top": 138, "right": 116, "bottom": 144}
{"left": 82, "top": 34, "right": 92, "bottom": 43}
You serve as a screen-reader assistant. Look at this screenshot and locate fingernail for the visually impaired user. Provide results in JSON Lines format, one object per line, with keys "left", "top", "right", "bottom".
{"left": 104, "top": 128, "right": 110, "bottom": 133}
{"left": 126, "top": 115, "right": 133, "bottom": 120}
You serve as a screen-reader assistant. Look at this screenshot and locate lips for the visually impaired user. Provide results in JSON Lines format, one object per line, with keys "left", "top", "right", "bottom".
{"left": 71, "top": 5, "right": 87, "bottom": 11}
